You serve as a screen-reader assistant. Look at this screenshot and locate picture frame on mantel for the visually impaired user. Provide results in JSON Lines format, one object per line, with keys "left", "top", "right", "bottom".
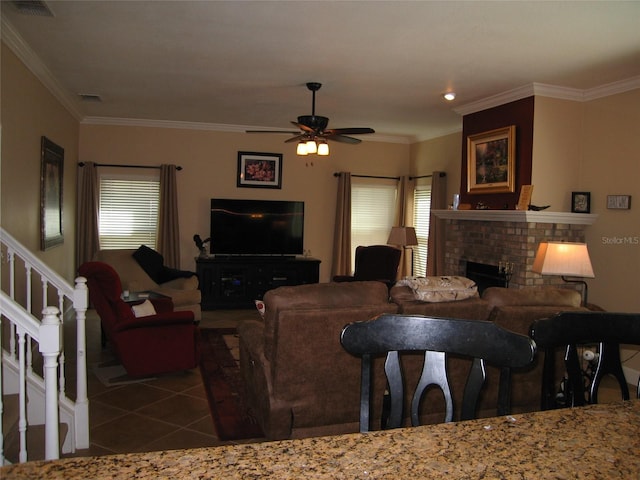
{"left": 467, "top": 125, "right": 516, "bottom": 194}
{"left": 237, "top": 151, "right": 282, "bottom": 189}
{"left": 571, "top": 191, "right": 591, "bottom": 213}
{"left": 40, "top": 136, "right": 64, "bottom": 250}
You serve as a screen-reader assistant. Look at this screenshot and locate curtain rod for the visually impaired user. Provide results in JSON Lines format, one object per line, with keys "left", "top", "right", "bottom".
{"left": 333, "top": 173, "right": 400, "bottom": 180}
{"left": 78, "top": 162, "right": 183, "bottom": 170}
{"left": 409, "top": 172, "right": 446, "bottom": 180}
{"left": 333, "top": 172, "right": 445, "bottom": 180}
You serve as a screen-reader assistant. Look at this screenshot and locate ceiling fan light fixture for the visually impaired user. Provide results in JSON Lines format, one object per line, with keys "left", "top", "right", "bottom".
{"left": 305, "top": 139, "right": 318, "bottom": 154}
{"left": 297, "top": 142, "right": 308, "bottom": 155}
{"left": 317, "top": 142, "right": 329, "bottom": 156}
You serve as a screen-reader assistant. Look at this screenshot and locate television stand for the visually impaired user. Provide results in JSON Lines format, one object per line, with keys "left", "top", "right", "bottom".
{"left": 196, "top": 256, "right": 321, "bottom": 309}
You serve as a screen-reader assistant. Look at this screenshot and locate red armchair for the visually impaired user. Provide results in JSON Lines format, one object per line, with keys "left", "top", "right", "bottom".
{"left": 78, "top": 261, "right": 199, "bottom": 377}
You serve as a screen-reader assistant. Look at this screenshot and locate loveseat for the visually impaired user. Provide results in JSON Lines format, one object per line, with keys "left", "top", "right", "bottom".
{"left": 239, "top": 280, "right": 588, "bottom": 440}
{"left": 94, "top": 247, "right": 201, "bottom": 321}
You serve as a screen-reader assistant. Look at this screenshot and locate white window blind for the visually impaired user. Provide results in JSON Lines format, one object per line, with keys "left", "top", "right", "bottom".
{"left": 351, "top": 179, "right": 397, "bottom": 270}
{"left": 413, "top": 185, "right": 432, "bottom": 277}
{"left": 99, "top": 176, "right": 160, "bottom": 249}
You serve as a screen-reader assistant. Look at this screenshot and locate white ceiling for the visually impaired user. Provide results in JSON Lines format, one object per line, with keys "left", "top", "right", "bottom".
{"left": 2, "top": 1, "right": 640, "bottom": 142}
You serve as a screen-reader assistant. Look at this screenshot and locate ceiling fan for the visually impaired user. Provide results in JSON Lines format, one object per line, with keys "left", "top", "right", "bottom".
{"left": 246, "top": 83, "right": 375, "bottom": 153}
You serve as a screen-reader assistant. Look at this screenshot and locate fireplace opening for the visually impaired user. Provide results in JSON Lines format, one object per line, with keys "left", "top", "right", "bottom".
{"left": 465, "top": 261, "right": 509, "bottom": 294}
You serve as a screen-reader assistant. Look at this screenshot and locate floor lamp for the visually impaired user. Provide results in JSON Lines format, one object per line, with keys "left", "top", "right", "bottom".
{"left": 387, "top": 226, "right": 418, "bottom": 277}
{"left": 532, "top": 241, "right": 595, "bottom": 306}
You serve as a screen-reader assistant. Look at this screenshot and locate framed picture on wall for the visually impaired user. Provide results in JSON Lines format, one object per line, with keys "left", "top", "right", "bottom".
{"left": 40, "top": 136, "right": 64, "bottom": 250}
{"left": 571, "top": 191, "right": 591, "bottom": 213}
{"left": 467, "top": 125, "right": 516, "bottom": 194}
{"left": 237, "top": 151, "right": 283, "bottom": 189}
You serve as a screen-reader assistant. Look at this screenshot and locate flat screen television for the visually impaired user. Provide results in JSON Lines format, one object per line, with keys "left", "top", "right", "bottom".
{"left": 210, "top": 199, "right": 304, "bottom": 256}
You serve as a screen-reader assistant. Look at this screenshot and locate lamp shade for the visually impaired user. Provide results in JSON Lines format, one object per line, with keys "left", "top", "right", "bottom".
{"left": 532, "top": 242, "right": 595, "bottom": 278}
{"left": 387, "top": 226, "right": 418, "bottom": 247}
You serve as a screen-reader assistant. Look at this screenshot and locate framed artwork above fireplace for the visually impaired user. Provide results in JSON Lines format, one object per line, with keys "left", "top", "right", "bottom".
{"left": 466, "top": 125, "right": 516, "bottom": 194}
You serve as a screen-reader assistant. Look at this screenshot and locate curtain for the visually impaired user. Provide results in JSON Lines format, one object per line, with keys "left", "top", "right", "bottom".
{"left": 426, "top": 171, "right": 447, "bottom": 276}
{"left": 76, "top": 162, "right": 100, "bottom": 268}
{"left": 394, "top": 175, "right": 415, "bottom": 278}
{"left": 331, "top": 172, "right": 352, "bottom": 278}
{"left": 157, "top": 164, "right": 180, "bottom": 268}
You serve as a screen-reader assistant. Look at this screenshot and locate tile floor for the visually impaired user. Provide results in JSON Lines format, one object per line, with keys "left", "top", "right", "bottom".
{"left": 66, "top": 308, "right": 259, "bottom": 458}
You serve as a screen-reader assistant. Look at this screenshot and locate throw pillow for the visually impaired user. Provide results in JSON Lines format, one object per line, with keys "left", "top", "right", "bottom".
{"left": 132, "top": 245, "right": 165, "bottom": 284}
{"left": 131, "top": 299, "right": 157, "bottom": 318}
{"left": 396, "top": 276, "right": 478, "bottom": 303}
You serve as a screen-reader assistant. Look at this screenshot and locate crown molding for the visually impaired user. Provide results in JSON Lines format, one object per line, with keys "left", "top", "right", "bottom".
{"left": 455, "top": 77, "right": 640, "bottom": 116}
{"left": 583, "top": 75, "right": 640, "bottom": 101}
{"left": 1, "top": 16, "right": 84, "bottom": 120}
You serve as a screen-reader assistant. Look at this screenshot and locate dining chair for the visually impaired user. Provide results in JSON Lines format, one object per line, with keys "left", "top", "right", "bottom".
{"left": 530, "top": 311, "right": 640, "bottom": 409}
{"left": 340, "top": 314, "right": 536, "bottom": 432}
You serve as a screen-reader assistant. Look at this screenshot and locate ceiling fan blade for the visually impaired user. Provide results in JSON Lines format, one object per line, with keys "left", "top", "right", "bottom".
{"left": 291, "top": 121, "right": 315, "bottom": 133}
{"left": 325, "top": 134, "right": 362, "bottom": 145}
{"left": 246, "top": 130, "right": 300, "bottom": 134}
{"left": 284, "top": 134, "right": 307, "bottom": 143}
{"left": 325, "top": 127, "right": 375, "bottom": 135}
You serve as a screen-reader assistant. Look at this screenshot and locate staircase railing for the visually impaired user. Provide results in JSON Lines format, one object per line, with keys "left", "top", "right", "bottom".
{"left": 0, "top": 227, "right": 89, "bottom": 463}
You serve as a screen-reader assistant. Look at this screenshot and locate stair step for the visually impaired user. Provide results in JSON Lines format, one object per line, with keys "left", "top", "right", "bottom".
{"left": 2, "top": 420, "right": 69, "bottom": 463}
{"left": 2, "top": 394, "right": 20, "bottom": 436}
{"left": 3, "top": 394, "right": 68, "bottom": 463}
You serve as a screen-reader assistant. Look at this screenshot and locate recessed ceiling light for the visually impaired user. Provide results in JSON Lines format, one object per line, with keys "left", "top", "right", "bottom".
{"left": 443, "top": 92, "right": 456, "bottom": 101}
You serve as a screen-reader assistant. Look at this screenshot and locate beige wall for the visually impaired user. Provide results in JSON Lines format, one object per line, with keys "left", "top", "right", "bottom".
{"left": 79, "top": 124, "right": 411, "bottom": 282}
{"left": 1, "top": 44, "right": 79, "bottom": 281}
{"left": 409, "top": 131, "right": 463, "bottom": 197}
{"left": 580, "top": 89, "right": 640, "bottom": 313}
{"left": 531, "top": 97, "right": 584, "bottom": 211}
{"left": 532, "top": 92, "right": 640, "bottom": 313}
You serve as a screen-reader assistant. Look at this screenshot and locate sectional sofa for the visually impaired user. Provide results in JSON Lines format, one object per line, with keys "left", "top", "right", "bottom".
{"left": 238, "top": 280, "right": 587, "bottom": 440}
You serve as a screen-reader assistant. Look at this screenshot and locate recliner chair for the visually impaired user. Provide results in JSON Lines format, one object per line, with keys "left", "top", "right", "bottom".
{"left": 333, "top": 245, "right": 402, "bottom": 288}
{"left": 79, "top": 261, "right": 200, "bottom": 377}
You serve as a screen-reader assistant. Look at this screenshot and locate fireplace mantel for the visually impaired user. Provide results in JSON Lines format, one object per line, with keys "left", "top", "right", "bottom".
{"left": 432, "top": 209, "right": 598, "bottom": 225}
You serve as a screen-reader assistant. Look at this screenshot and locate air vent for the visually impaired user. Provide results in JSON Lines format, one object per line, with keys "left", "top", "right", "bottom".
{"left": 11, "top": 1, "right": 54, "bottom": 17}
{"left": 78, "top": 94, "right": 102, "bottom": 103}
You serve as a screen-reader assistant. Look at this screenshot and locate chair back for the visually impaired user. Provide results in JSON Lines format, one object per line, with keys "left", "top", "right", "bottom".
{"left": 341, "top": 314, "right": 536, "bottom": 432}
{"left": 530, "top": 311, "right": 640, "bottom": 409}
{"left": 78, "top": 261, "right": 135, "bottom": 328}
{"left": 353, "top": 245, "right": 402, "bottom": 284}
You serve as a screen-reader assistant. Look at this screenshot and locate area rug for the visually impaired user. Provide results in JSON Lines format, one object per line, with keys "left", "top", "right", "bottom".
{"left": 91, "top": 360, "right": 156, "bottom": 387}
{"left": 198, "top": 328, "right": 264, "bottom": 441}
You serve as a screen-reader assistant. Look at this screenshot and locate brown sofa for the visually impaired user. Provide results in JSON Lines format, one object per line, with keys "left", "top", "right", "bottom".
{"left": 239, "top": 281, "right": 587, "bottom": 440}
{"left": 239, "top": 281, "right": 398, "bottom": 439}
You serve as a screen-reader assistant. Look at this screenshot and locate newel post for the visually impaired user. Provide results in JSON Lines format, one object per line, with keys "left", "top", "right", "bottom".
{"left": 39, "top": 306, "right": 62, "bottom": 460}
{"left": 73, "top": 276, "right": 90, "bottom": 448}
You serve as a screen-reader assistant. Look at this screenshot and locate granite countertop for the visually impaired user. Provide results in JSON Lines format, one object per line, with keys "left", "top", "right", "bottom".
{"left": 3, "top": 401, "right": 640, "bottom": 479}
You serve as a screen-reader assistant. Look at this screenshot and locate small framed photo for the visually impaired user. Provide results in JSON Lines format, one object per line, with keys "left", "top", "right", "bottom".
{"left": 571, "top": 192, "right": 591, "bottom": 213}
{"left": 237, "top": 151, "right": 282, "bottom": 189}
{"left": 607, "top": 195, "right": 631, "bottom": 210}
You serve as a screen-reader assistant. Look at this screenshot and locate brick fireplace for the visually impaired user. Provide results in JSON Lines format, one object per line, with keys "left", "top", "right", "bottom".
{"left": 432, "top": 210, "right": 597, "bottom": 289}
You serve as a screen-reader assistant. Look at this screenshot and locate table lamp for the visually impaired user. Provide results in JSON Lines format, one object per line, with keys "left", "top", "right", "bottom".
{"left": 387, "top": 226, "right": 418, "bottom": 276}
{"left": 532, "top": 241, "right": 595, "bottom": 305}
